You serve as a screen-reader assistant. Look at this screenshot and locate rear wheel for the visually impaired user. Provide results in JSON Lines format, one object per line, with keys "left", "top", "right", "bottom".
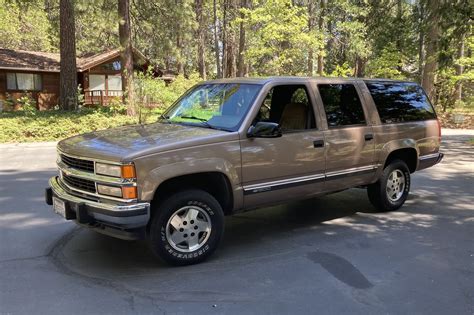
{"left": 368, "top": 159, "right": 411, "bottom": 212}
{"left": 148, "top": 189, "right": 224, "bottom": 266}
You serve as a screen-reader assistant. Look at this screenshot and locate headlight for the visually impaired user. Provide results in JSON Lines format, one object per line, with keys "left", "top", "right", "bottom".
{"left": 97, "top": 184, "right": 122, "bottom": 197}
{"left": 95, "top": 163, "right": 136, "bottom": 179}
{"left": 96, "top": 163, "right": 121, "bottom": 177}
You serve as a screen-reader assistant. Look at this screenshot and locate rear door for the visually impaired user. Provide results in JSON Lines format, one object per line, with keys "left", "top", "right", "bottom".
{"left": 313, "top": 80, "right": 377, "bottom": 191}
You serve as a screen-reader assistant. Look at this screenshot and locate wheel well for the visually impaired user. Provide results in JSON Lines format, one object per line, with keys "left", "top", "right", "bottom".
{"left": 152, "top": 172, "right": 234, "bottom": 215}
{"left": 384, "top": 148, "right": 418, "bottom": 173}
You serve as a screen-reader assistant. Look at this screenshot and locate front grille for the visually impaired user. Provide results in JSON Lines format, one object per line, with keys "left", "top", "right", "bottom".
{"left": 62, "top": 173, "right": 96, "bottom": 193}
{"left": 60, "top": 154, "right": 94, "bottom": 173}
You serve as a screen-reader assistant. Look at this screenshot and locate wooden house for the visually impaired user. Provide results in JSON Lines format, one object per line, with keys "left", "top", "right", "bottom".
{"left": 0, "top": 48, "right": 172, "bottom": 110}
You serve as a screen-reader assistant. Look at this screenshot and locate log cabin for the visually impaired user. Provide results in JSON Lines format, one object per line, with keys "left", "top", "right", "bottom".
{"left": 0, "top": 48, "right": 173, "bottom": 110}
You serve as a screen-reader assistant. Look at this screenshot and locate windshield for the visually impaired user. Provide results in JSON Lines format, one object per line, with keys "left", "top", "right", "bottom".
{"left": 163, "top": 83, "right": 261, "bottom": 131}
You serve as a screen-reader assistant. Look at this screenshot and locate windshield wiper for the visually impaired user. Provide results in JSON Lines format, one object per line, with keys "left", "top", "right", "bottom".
{"left": 178, "top": 115, "right": 208, "bottom": 122}
{"left": 176, "top": 115, "right": 230, "bottom": 131}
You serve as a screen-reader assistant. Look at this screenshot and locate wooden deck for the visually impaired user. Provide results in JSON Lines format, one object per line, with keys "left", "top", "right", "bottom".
{"left": 84, "top": 90, "right": 123, "bottom": 105}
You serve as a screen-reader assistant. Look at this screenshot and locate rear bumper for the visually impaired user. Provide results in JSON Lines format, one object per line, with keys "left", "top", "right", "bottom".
{"left": 46, "top": 176, "right": 150, "bottom": 240}
{"left": 417, "top": 152, "right": 444, "bottom": 171}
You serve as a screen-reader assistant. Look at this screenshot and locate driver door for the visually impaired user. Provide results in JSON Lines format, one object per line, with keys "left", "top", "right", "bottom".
{"left": 240, "top": 83, "right": 326, "bottom": 208}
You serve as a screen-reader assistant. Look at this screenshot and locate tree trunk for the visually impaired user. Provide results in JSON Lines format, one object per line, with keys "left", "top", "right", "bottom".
{"left": 307, "top": 0, "right": 314, "bottom": 76}
{"left": 59, "top": 0, "right": 77, "bottom": 110}
{"left": 417, "top": 1, "right": 424, "bottom": 82}
{"left": 396, "top": 0, "right": 403, "bottom": 73}
{"left": 195, "top": 0, "right": 206, "bottom": 79}
{"left": 237, "top": 0, "right": 247, "bottom": 77}
{"left": 118, "top": 0, "right": 134, "bottom": 115}
{"left": 213, "top": 0, "right": 222, "bottom": 78}
{"left": 176, "top": 33, "right": 185, "bottom": 75}
{"left": 223, "top": 0, "right": 236, "bottom": 78}
{"left": 317, "top": 0, "right": 326, "bottom": 76}
{"left": 354, "top": 56, "right": 366, "bottom": 77}
{"left": 454, "top": 32, "right": 465, "bottom": 103}
{"left": 421, "top": 0, "right": 440, "bottom": 102}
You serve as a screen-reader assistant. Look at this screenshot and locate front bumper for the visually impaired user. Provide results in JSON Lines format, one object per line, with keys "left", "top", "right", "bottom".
{"left": 46, "top": 176, "right": 150, "bottom": 240}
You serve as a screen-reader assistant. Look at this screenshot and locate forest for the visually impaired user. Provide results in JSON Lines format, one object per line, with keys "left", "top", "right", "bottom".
{"left": 0, "top": 0, "right": 472, "bottom": 114}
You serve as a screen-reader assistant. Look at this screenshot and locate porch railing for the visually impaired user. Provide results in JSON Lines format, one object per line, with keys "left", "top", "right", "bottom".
{"left": 84, "top": 90, "right": 123, "bottom": 105}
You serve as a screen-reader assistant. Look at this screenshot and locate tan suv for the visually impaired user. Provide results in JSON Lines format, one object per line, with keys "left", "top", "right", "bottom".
{"left": 45, "top": 77, "right": 443, "bottom": 265}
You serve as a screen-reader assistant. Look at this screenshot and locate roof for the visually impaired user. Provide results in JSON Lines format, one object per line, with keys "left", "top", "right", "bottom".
{"left": 202, "top": 76, "right": 416, "bottom": 85}
{"left": 0, "top": 48, "right": 150, "bottom": 73}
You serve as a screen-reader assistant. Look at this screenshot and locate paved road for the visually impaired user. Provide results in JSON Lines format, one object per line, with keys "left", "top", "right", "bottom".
{"left": 1, "top": 129, "right": 473, "bottom": 314}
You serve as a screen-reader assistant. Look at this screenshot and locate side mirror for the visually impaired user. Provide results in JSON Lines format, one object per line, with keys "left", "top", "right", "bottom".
{"left": 247, "top": 122, "right": 282, "bottom": 138}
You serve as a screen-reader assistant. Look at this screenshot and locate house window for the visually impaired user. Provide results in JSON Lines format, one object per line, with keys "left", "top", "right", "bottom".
{"left": 107, "top": 75, "right": 122, "bottom": 91}
{"left": 89, "top": 75, "right": 106, "bottom": 90}
{"left": 6, "top": 73, "right": 42, "bottom": 91}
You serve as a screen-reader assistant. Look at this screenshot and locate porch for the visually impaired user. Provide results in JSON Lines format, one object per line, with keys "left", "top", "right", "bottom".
{"left": 83, "top": 89, "right": 123, "bottom": 105}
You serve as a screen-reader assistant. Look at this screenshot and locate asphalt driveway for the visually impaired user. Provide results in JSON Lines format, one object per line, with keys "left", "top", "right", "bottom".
{"left": 0, "top": 129, "right": 473, "bottom": 314}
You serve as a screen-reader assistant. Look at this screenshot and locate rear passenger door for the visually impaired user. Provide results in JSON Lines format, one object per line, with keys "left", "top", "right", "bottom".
{"left": 313, "top": 81, "right": 377, "bottom": 191}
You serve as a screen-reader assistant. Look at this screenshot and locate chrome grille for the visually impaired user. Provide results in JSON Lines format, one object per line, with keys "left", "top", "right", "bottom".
{"left": 60, "top": 154, "right": 94, "bottom": 173}
{"left": 62, "top": 173, "right": 96, "bottom": 193}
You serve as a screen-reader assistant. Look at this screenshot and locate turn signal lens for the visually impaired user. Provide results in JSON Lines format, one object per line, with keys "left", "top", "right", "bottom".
{"left": 122, "top": 186, "right": 137, "bottom": 199}
{"left": 121, "top": 165, "right": 136, "bottom": 179}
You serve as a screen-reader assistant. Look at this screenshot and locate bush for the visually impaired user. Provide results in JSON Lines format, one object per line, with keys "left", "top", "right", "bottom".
{"left": 0, "top": 73, "right": 200, "bottom": 143}
{"left": 0, "top": 108, "right": 162, "bottom": 143}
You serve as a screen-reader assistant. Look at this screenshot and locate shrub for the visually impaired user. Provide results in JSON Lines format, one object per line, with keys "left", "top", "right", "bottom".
{"left": 0, "top": 108, "right": 162, "bottom": 143}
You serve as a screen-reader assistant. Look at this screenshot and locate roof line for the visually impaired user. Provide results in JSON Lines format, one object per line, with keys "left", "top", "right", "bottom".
{"left": 0, "top": 66, "right": 60, "bottom": 73}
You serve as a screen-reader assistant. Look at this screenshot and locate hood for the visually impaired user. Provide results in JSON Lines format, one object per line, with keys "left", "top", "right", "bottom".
{"left": 57, "top": 122, "right": 238, "bottom": 162}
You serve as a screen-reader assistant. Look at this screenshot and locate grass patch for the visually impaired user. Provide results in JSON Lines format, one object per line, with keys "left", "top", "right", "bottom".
{"left": 0, "top": 108, "right": 163, "bottom": 143}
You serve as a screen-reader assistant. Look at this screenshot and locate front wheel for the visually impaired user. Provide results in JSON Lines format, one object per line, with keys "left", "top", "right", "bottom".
{"left": 148, "top": 190, "right": 224, "bottom": 266}
{"left": 367, "top": 159, "right": 411, "bottom": 212}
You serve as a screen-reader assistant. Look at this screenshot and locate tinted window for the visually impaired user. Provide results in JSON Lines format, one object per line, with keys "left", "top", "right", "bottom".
{"left": 318, "top": 84, "right": 366, "bottom": 127}
{"left": 366, "top": 82, "right": 436, "bottom": 123}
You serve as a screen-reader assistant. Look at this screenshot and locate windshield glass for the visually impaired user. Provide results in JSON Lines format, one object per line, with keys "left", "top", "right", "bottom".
{"left": 163, "top": 83, "right": 261, "bottom": 131}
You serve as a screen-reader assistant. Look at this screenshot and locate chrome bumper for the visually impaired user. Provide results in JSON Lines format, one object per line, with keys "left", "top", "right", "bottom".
{"left": 46, "top": 176, "right": 150, "bottom": 233}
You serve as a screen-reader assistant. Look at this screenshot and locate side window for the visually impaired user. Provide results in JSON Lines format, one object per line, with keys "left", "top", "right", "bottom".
{"left": 366, "top": 82, "right": 436, "bottom": 123}
{"left": 318, "top": 84, "right": 366, "bottom": 128}
{"left": 254, "top": 85, "right": 316, "bottom": 131}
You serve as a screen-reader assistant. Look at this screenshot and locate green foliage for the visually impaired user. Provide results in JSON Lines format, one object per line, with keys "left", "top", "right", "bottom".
{"left": 133, "top": 71, "right": 202, "bottom": 109}
{"left": 0, "top": 108, "right": 163, "bottom": 143}
{"left": 0, "top": 0, "right": 471, "bottom": 122}
{"left": 16, "top": 94, "right": 37, "bottom": 114}
{"left": 242, "top": 0, "right": 323, "bottom": 75}
{"left": 366, "top": 45, "right": 405, "bottom": 79}
{"left": 0, "top": 0, "right": 52, "bottom": 51}
{"left": 327, "top": 63, "right": 353, "bottom": 77}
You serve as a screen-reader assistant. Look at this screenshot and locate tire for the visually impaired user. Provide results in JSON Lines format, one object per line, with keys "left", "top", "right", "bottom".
{"left": 367, "top": 159, "right": 411, "bottom": 212}
{"left": 148, "top": 189, "right": 224, "bottom": 266}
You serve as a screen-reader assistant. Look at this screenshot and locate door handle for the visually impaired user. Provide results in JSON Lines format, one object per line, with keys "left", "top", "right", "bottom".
{"left": 364, "top": 134, "right": 374, "bottom": 141}
{"left": 313, "top": 139, "right": 325, "bottom": 148}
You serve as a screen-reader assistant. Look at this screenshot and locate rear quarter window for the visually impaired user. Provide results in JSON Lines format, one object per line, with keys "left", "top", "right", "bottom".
{"left": 366, "top": 82, "right": 436, "bottom": 123}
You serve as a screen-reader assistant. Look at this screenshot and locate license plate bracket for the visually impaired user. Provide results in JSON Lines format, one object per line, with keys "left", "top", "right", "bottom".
{"left": 53, "top": 197, "right": 66, "bottom": 218}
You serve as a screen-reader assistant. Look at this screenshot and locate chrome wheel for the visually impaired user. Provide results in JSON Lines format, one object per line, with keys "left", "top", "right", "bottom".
{"left": 165, "top": 206, "right": 212, "bottom": 253}
{"left": 386, "top": 169, "right": 405, "bottom": 202}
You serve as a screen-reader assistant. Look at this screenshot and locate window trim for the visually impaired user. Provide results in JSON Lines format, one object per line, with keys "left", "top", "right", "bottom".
{"left": 249, "top": 83, "right": 319, "bottom": 134}
{"left": 316, "top": 82, "right": 369, "bottom": 130}
{"left": 5, "top": 72, "right": 43, "bottom": 92}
